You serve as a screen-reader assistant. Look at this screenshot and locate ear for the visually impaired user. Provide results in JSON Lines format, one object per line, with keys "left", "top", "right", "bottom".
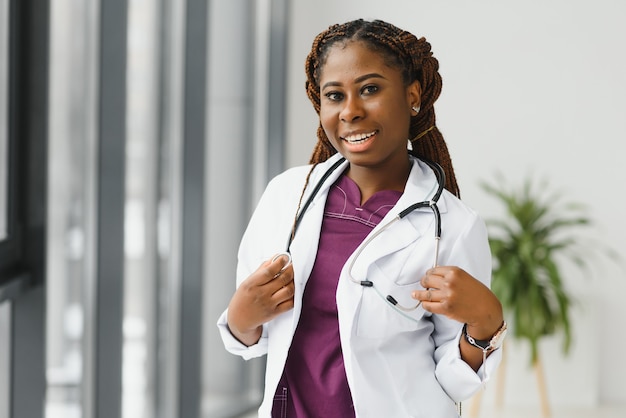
{"left": 407, "top": 80, "right": 422, "bottom": 112}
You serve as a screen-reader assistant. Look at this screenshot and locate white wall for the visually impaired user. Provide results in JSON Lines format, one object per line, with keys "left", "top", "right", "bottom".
{"left": 285, "top": 0, "right": 626, "bottom": 408}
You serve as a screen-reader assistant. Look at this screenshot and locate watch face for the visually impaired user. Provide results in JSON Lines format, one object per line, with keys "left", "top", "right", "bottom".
{"left": 490, "top": 324, "right": 508, "bottom": 349}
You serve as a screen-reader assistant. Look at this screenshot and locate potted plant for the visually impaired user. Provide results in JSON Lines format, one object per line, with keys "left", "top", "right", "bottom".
{"left": 479, "top": 175, "right": 594, "bottom": 417}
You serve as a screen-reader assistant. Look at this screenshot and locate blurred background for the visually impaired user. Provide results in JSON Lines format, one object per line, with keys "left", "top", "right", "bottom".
{"left": 0, "top": 1, "right": 624, "bottom": 418}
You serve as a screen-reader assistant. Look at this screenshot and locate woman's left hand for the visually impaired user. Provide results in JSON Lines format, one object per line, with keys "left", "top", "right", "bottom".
{"left": 412, "top": 266, "right": 503, "bottom": 339}
{"left": 412, "top": 266, "right": 504, "bottom": 371}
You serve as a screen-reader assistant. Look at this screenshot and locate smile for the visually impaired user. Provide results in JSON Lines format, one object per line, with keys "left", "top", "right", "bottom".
{"left": 341, "top": 130, "right": 377, "bottom": 144}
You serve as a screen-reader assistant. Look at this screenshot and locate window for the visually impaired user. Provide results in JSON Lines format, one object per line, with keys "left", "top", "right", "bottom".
{"left": 43, "top": 1, "right": 288, "bottom": 416}
{"left": 45, "top": 1, "right": 98, "bottom": 416}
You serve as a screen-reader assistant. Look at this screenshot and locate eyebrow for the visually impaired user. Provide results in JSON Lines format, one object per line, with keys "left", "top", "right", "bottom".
{"left": 321, "top": 73, "right": 386, "bottom": 91}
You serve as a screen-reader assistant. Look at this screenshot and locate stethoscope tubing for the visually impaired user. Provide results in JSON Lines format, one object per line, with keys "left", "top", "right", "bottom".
{"left": 286, "top": 157, "right": 346, "bottom": 251}
{"left": 283, "top": 155, "right": 446, "bottom": 316}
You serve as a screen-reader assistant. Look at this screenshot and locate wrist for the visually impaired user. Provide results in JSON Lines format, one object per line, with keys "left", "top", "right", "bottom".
{"left": 227, "top": 322, "right": 262, "bottom": 347}
{"left": 226, "top": 310, "right": 262, "bottom": 346}
{"left": 466, "top": 302, "right": 504, "bottom": 340}
{"left": 463, "top": 321, "right": 507, "bottom": 352}
{"left": 466, "top": 318, "right": 503, "bottom": 340}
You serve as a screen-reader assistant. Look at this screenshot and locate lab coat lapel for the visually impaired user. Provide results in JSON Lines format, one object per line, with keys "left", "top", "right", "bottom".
{"left": 288, "top": 155, "right": 349, "bottom": 328}
{"left": 338, "top": 157, "right": 448, "bottom": 395}
{"left": 348, "top": 157, "right": 447, "bottom": 280}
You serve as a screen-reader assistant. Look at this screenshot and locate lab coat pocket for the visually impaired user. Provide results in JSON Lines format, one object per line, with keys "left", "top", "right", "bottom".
{"left": 354, "top": 263, "right": 428, "bottom": 339}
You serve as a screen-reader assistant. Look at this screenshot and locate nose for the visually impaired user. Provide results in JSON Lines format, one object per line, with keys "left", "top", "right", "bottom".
{"left": 339, "top": 96, "right": 364, "bottom": 122}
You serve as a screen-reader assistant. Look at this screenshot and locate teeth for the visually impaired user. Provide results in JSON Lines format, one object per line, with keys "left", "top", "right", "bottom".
{"left": 344, "top": 131, "right": 376, "bottom": 143}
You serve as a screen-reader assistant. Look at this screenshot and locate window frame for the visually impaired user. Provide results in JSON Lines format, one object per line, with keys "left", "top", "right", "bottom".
{"left": 0, "top": 0, "right": 47, "bottom": 303}
{"left": 0, "top": 0, "right": 9, "bottom": 242}
{"left": 0, "top": 1, "right": 49, "bottom": 418}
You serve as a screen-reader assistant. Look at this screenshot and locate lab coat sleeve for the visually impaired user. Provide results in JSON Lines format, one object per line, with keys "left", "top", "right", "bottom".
{"left": 216, "top": 309, "right": 269, "bottom": 360}
{"left": 435, "top": 328, "right": 503, "bottom": 401}
{"left": 215, "top": 178, "right": 281, "bottom": 360}
{"left": 216, "top": 166, "right": 309, "bottom": 360}
{"left": 432, "top": 209, "right": 503, "bottom": 401}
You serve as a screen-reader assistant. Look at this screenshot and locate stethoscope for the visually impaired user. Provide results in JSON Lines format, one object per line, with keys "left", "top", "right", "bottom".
{"left": 274, "top": 155, "right": 445, "bottom": 315}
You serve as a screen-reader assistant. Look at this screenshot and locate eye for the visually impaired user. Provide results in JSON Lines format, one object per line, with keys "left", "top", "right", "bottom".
{"left": 324, "top": 91, "right": 343, "bottom": 102}
{"left": 361, "top": 84, "right": 379, "bottom": 95}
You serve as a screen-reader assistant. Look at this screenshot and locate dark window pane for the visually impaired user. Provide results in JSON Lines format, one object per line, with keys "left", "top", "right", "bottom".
{"left": 0, "top": 0, "right": 9, "bottom": 240}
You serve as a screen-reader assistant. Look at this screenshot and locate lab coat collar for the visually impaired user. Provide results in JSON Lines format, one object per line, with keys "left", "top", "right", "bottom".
{"left": 348, "top": 156, "right": 448, "bottom": 276}
{"left": 290, "top": 153, "right": 449, "bottom": 295}
{"left": 304, "top": 154, "right": 449, "bottom": 217}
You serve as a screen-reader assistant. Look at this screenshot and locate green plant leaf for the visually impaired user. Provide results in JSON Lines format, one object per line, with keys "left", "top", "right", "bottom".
{"left": 480, "top": 175, "right": 596, "bottom": 365}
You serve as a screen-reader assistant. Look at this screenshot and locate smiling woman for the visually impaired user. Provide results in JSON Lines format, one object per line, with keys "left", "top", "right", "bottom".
{"left": 218, "top": 18, "right": 505, "bottom": 418}
{"left": 317, "top": 41, "right": 419, "bottom": 200}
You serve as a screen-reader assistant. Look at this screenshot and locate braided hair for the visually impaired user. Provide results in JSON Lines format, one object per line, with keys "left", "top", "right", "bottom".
{"left": 304, "top": 19, "right": 460, "bottom": 198}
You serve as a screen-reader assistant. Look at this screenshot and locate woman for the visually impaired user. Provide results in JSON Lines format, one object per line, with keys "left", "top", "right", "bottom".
{"left": 217, "top": 19, "right": 505, "bottom": 417}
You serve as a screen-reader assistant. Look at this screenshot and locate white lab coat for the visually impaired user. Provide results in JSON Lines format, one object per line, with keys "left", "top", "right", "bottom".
{"left": 217, "top": 153, "right": 502, "bottom": 418}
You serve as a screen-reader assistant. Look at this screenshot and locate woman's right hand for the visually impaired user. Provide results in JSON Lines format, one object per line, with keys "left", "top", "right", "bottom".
{"left": 226, "top": 254, "right": 295, "bottom": 346}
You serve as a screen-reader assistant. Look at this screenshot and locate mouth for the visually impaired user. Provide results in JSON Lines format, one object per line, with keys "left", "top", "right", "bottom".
{"left": 341, "top": 130, "right": 378, "bottom": 144}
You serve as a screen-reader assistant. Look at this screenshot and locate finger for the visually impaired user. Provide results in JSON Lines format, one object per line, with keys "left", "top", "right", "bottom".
{"left": 429, "top": 266, "right": 469, "bottom": 283}
{"left": 270, "top": 253, "right": 293, "bottom": 283}
{"left": 271, "top": 263, "right": 294, "bottom": 289}
{"left": 270, "top": 284, "right": 295, "bottom": 316}
{"left": 271, "top": 252, "right": 292, "bottom": 277}
{"left": 253, "top": 254, "right": 292, "bottom": 286}
{"left": 412, "top": 289, "right": 431, "bottom": 302}
{"left": 428, "top": 266, "right": 450, "bottom": 276}
{"left": 272, "top": 280, "right": 295, "bottom": 301}
{"left": 412, "top": 288, "right": 443, "bottom": 303}
{"left": 420, "top": 272, "right": 443, "bottom": 290}
{"left": 412, "top": 288, "right": 448, "bottom": 316}
{"left": 274, "top": 295, "right": 295, "bottom": 314}
{"left": 420, "top": 300, "right": 446, "bottom": 315}
{"left": 270, "top": 265, "right": 294, "bottom": 291}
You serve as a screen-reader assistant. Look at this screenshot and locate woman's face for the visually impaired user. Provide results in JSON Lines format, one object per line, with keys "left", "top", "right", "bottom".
{"left": 319, "top": 40, "right": 420, "bottom": 173}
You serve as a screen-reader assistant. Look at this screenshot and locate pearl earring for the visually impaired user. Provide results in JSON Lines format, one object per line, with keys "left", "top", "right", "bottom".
{"left": 412, "top": 106, "right": 420, "bottom": 115}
